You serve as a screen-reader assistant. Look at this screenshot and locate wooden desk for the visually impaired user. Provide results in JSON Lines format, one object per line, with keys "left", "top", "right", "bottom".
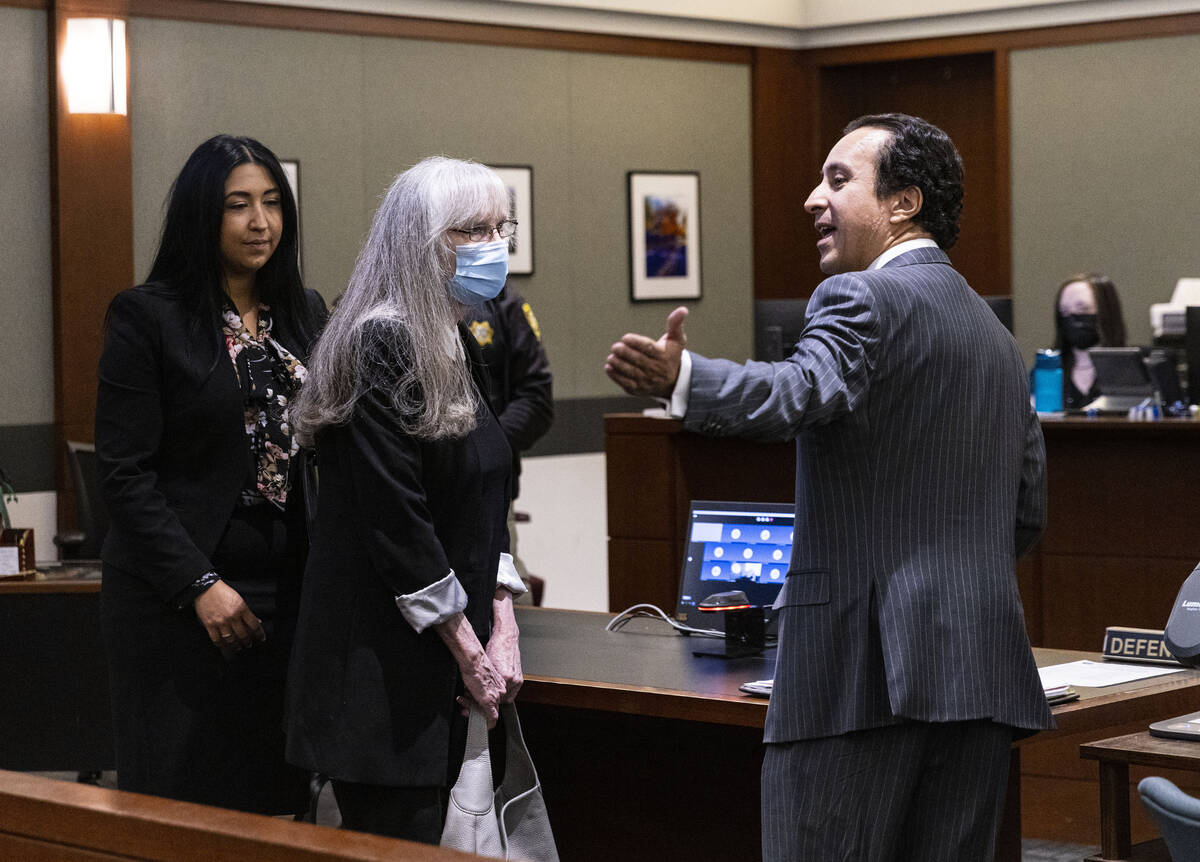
{"left": 517, "top": 607, "right": 767, "bottom": 862}
{"left": 1033, "top": 417, "right": 1200, "bottom": 650}
{"left": 1080, "top": 731, "right": 1200, "bottom": 862}
{"left": 604, "top": 413, "right": 1200, "bottom": 649}
{"left": 7, "top": 582, "right": 1199, "bottom": 858}
{"left": 0, "top": 565, "right": 110, "bottom": 771}
{"left": 516, "top": 607, "right": 1200, "bottom": 862}
{"left": 604, "top": 413, "right": 793, "bottom": 614}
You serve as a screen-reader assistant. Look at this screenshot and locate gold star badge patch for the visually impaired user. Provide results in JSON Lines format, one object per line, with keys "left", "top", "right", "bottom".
{"left": 469, "top": 320, "right": 493, "bottom": 346}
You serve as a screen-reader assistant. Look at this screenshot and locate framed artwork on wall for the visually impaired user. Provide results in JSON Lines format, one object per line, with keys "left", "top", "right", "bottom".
{"left": 627, "top": 170, "right": 701, "bottom": 301}
{"left": 279, "top": 159, "right": 302, "bottom": 270}
{"left": 488, "top": 165, "right": 534, "bottom": 275}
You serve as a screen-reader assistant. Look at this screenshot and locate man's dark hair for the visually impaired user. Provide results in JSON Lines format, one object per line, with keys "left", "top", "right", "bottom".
{"left": 844, "top": 113, "right": 964, "bottom": 250}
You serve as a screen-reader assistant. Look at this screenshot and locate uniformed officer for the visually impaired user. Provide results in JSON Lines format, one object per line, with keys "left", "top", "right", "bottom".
{"left": 464, "top": 286, "right": 553, "bottom": 602}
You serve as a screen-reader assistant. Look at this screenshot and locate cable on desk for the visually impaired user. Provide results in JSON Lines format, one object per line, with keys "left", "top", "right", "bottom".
{"left": 605, "top": 603, "right": 724, "bottom": 638}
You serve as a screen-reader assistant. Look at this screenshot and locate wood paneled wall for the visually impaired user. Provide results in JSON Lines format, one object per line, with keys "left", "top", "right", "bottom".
{"left": 22, "top": 0, "right": 1200, "bottom": 509}
{"left": 750, "top": 47, "right": 815, "bottom": 301}
{"left": 748, "top": 11, "right": 1200, "bottom": 302}
{"left": 129, "top": 0, "right": 751, "bottom": 62}
{"left": 48, "top": 0, "right": 133, "bottom": 528}
{"left": 818, "top": 52, "right": 1004, "bottom": 295}
{"left": 37, "top": 0, "right": 749, "bottom": 517}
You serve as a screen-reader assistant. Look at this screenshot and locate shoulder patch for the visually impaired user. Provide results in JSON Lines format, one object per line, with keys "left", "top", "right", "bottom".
{"left": 521, "top": 302, "right": 542, "bottom": 341}
{"left": 468, "top": 320, "right": 493, "bottom": 347}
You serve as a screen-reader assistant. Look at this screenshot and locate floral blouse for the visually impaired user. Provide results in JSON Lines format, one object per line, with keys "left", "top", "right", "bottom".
{"left": 222, "top": 301, "right": 307, "bottom": 509}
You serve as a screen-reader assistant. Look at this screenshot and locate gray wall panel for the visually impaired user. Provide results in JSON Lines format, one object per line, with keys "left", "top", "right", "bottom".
{"left": 1011, "top": 34, "right": 1200, "bottom": 364}
{"left": 564, "top": 52, "right": 753, "bottom": 397}
{"left": 0, "top": 8, "right": 53, "bottom": 429}
{"left": 130, "top": 19, "right": 369, "bottom": 305}
{"left": 130, "top": 18, "right": 753, "bottom": 402}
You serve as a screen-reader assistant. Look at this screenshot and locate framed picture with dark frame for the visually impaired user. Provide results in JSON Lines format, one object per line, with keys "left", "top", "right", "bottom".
{"left": 488, "top": 164, "right": 534, "bottom": 276}
{"left": 627, "top": 170, "right": 701, "bottom": 301}
{"left": 279, "top": 159, "right": 302, "bottom": 271}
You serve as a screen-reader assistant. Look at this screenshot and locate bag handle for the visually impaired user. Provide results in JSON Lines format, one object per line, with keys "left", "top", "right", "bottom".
{"left": 497, "top": 702, "right": 539, "bottom": 802}
{"left": 449, "top": 706, "right": 496, "bottom": 815}
{"left": 450, "top": 703, "right": 542, "bottom": 815}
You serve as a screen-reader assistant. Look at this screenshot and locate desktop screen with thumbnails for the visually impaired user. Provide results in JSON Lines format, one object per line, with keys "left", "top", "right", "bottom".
{"left": 675, "top": 501, "right": 794, "bottom": 634}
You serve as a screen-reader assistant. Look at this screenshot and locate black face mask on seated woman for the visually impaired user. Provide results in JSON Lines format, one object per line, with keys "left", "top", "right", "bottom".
{"left": 1060, "top": 313, "right": 1100, "bottom": 350}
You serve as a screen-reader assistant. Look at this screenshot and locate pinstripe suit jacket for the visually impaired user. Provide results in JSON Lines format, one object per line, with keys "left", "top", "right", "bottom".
{"left": 685, "top": 246, "right": 1053, "bottom": 743}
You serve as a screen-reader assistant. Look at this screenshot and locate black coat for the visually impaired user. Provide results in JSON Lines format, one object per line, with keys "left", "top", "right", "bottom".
{"left": 97, "top": 283, "right": 326, "bottom": 598}
{"left": 95, "top": 281, "right": 327, "bottom": 811}
{"left": 285, "top": 322, "right": 512, "bottom": 787}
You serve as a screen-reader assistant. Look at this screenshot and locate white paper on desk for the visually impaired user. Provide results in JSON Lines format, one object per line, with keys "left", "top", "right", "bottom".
{"left": 1039, "top": 660, "right": 1179, "bottom": 689}
{"left": 0, "top": 546, "right": 18, "bottom": 575}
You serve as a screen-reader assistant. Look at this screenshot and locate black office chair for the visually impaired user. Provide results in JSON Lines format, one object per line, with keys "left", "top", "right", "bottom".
{"left": 47, "top": 442, "right": 109, "bottom": 784}
{"left": 53, "top": 441, "right": 107, "bottom": 560}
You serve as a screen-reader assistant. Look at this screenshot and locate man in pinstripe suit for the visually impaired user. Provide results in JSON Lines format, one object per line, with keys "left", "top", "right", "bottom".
{"left": 606, "top": 114, "right": 1052, "bottom": 860}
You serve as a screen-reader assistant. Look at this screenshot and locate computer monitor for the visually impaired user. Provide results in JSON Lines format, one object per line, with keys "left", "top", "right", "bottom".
{"left": 1188, "top": 307, "right": 1200, "bottom": 405}
{"left": 1144, "top": 347, "right": 1183, "bottom": 405}
{"left": 983, "top": 296, "right": 1013, "bottom": 333}
{"left": 754, "top": 299, "right": 810, "bottom": 362}
{"left": 675, "top": 500, "right": 794, "bottom": 634}
{"left": 1079, "top": 347, "right": 1157, "bottom": 413}
{"left": 1089, "top": 347, "right": 1154, "bottom": 396}
{"left": 755, "top": 296, "right": 1011, "bottom": 356}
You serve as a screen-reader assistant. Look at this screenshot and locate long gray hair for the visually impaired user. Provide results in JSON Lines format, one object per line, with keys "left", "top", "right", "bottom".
{"left": 293, "top": 156, "right": 509, "bottom": 443}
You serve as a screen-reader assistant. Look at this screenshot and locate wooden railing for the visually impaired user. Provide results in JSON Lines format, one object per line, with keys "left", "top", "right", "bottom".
{"left": 0, "top": 770, "right": 481, "bottom": 861}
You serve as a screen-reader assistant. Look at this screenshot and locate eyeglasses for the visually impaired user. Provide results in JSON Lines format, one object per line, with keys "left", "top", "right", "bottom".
{"left": 450, "top": 220, "right": 518, "bottom": 243}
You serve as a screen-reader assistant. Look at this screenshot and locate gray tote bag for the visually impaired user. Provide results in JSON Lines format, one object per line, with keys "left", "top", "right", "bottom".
{"left": 441, "top": 702, "right": 559, "bottom": 861}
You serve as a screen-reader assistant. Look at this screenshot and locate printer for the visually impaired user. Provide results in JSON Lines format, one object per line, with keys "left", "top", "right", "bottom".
{"left": 1150, "top": 278, "right": 1200, "bottom": 338}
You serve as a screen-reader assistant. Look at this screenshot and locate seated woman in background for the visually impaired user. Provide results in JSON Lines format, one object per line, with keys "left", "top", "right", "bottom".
{"left": 286, "top": 156, "right": 525, "bottom": 844}
{"left": 1053, "top": 272, "right": 1127, "bottom": 410}
{"left": 96, "top": 135, "right": 326, "bottom": 813}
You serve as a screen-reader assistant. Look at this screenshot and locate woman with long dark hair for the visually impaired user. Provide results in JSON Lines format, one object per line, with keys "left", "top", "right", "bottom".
{"left": 286, "top": 156, "right": 525, "bottom": 843}
{"left": 1052, "top": 272, "right": 1127, "bottom": 409}
{"left": 96, "top": 134, "right": 325, "bottom": 813}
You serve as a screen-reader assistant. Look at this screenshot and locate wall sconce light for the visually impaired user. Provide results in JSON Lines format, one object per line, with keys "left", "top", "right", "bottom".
{"left": 61, "top": 18, "right": 127, "bottom": 115}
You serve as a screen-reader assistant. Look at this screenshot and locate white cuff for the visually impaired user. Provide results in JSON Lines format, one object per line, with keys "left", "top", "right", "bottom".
{"left": 395, "top": 571, "right": 468, "bottom": 632}
{"left": 494, "top": 553, "right": 526, "bottom": 595}
{"left": 665, "top": 349, "right": 692, "bottom": 418}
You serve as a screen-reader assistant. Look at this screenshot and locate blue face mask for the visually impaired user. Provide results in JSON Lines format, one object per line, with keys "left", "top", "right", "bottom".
{"left": 450, "top": 239, "right": 509, "bottom": 304}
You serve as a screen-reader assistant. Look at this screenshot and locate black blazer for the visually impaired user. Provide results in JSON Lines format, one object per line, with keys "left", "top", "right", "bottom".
{"left": 285, "top": 322, "right": 512, "bottom": 788}
{"left": 96, "top": 283, "right": 327, "bottom": 602}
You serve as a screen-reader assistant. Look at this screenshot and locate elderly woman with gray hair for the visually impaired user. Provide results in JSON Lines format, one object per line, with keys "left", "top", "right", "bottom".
{"left": 285, "top": 156, "right": 525, "bottom": 843}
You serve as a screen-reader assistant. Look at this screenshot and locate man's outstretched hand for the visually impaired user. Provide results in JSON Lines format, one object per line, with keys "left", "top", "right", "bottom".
{"left": 605, "top": 306, "right": 689, "bottom": 399}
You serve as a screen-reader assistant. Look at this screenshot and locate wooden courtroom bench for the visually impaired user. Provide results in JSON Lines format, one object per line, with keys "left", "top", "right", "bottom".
{"left": 0, "top": 770, "right": 482, "bottom": 861}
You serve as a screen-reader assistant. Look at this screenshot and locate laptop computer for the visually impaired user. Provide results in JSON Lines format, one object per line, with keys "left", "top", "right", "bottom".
{"left": 1149, "top": 710, "right": 1200, "bottom": 741}
{"left": 1080, "top": 347, "right": 1157, "bottom": 414}
{"left": 674, "top": 500, "right": 794, "bottom": 636}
